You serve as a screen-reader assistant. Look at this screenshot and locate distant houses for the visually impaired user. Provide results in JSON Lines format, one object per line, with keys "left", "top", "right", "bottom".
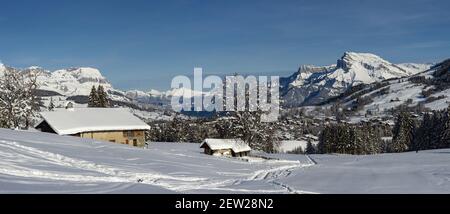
{"left": 35, "top": 108, "right": 150, "bottom": 147}
{"left": 200, "top": 139, "right": 251, "bottom": 157}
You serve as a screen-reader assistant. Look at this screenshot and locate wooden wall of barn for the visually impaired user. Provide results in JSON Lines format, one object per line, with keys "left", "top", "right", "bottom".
{"left": 79, "top": 130, "right": 146, "bottom": 147}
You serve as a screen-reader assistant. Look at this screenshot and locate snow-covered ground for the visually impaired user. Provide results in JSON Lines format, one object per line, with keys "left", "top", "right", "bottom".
{"left": 277, "top": 152, "right": 450, "bottom": 193}
{"left": 0, "top": 129, "right": 311, "bottom": 193}
{"left": 0, "top": 129, "right": 449, "bottom": 194}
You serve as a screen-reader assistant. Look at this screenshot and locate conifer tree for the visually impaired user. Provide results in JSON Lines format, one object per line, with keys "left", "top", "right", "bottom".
{"left": 97, "top": 85, "right": 109, "bottom": 108}
{"left": 88, "top": 86, "right": 98, "bottom": 107}
{"left": 305, "top": 140, "right": 316, "bottom": 154}
{"left": 440, "top": 107, "right": 450, "bottom": 147}
{"left": 391, "top": 111, "right": 415, "bottom": 152}
{"left": 48, "top": 97, "right": 55, "bottom": 111}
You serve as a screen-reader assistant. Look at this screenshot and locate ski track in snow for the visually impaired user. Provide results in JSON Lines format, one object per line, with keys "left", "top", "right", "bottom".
{"left": 253, "top": 155, "right": 318, "bottom": 194}
{"left": 0, "top": 139, "right": 316, "bottom": 194}
{"left": 0, "top": 140, "right": 208, "bottom": 191}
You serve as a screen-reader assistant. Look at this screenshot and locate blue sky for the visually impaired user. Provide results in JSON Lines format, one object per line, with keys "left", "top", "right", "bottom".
{"left": 0, "top": 0, "right": 449, "bottom": 90}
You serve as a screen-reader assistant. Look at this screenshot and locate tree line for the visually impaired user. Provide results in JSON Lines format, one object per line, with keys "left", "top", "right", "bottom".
{"left": 386, "top": 108, "right": 450, "bottom": 153}
{"left": 317, "top": 122, "right": 387, "bottom": 155}
{"left": 317, "top": 107, "right": 450, "bottom": 154}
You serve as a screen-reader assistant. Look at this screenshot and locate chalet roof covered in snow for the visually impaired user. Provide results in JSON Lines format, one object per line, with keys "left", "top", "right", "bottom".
{"left": 200, "top": 139, "right": 251, "bottom": 153}
{"left": 37, "top": 108, "right": 150, "bottom": 135}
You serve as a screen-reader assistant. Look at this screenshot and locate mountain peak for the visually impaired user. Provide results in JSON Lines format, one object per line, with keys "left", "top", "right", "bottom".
{"left": 337, "top": 52, "right": 388, "bottom": 70}
{"left": 342, "top": 51, "right": 383, "bottom": 59}
{"left": 283, "top": 52, "right": 433, "bottom": 106}
{"left": 66, "top": 67, "right": 104, "bottom": 79}
{"left": 27, "top": 66, "right": 43, "bottom": 70}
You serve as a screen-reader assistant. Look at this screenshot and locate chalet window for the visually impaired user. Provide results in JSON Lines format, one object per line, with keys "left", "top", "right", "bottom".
{"left": 123, "top": 131, "right": 135, "bottom": 137}
{"left": 125, "top": 139, "right": 129, "bottom": 144}
{"left": 133, "top": 139, "right": 138, "bottom": 147}
{"left": 109, "top": 140, "right": 115, "bottom": 143}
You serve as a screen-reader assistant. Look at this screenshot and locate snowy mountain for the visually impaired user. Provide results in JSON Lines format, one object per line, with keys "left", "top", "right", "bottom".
{"left": 0, "top": 52, "right": 438, "bottom": 118}
{"left": 320, "top": 58, "right": 450, "bottom": 122}
{"left": 118, "top": 52, "right": 435, "bottom": 109}
{"left": 124, "top": 87, "right": 208, "bottom": 108}
{"left": 0, "top": 63, "right": 145, "bottom": 103}
{"left": 26, "top": 66, "right": 113, "bottom": 96}
{"left": 127, "top": 87, "right": 205, "bottom": 99}
{"left": 0, "top": 62, "right": 174, "bottom": 121}
{"left": 281, "top": 52, "right": 433, "bottom": 106}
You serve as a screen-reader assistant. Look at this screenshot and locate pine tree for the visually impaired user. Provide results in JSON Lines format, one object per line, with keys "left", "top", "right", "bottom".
{"left": 440, "top": 107, "right": 450, "bottom": 147}
{"left": 414, "top": 113, "right": 431, "bottom": 151}
{"left": 305, "top": 140, "right": 316, "bottom": 154}
{"left": 97, "top": 85, "right": 109, "bottom": 108}
{"left": 88, "top": 86, "right": 98, "bottom": 107}
{"left": 391, "top": 111, "right": 415, "bottom": 152}
{"left": 48, "top": 97, "right": 55, "bottom": 111}
{"left": 429, "top": 112, "right": 442, "bottom": 149}
{"left": 318, "top": 125, "right": 333, "bottom": 154}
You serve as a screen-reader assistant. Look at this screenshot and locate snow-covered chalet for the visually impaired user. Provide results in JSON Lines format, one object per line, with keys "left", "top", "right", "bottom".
{"left": 35, "top": 108, "right": 150, "bottom": 147}
{"left": 200, "top": 139, "right": 251, "bottom": 157}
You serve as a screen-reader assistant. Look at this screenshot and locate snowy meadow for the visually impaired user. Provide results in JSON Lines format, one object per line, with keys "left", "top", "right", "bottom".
{"left": 0, "top": 129, "right": 449, "bottom": 194}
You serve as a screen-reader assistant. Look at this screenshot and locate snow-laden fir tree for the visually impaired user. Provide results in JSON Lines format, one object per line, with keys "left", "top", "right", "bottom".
{"left": 413, "top": 113, "right": 432, "bottom": 151}
{"left": 88, "top": 86, "right": 98, "bottom": 107}
{"left": 391, "top": 111, "right": 415, "bottom": 152}
{"left": 440, "top": 106, "right": 450, "bottom": 147}
{"left": 97, "top": 85, "right": 109, "bottom": 108}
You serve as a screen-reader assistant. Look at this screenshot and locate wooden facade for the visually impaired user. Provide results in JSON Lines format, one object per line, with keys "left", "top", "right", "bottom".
{"left": 203, "top": 146, "right": 233, "bottom": 156}
{"left": 232, "top": 150, "right": 250, "bottom": 157}
{"left": 78, "top": 130, "right": 146, "bottom": 147}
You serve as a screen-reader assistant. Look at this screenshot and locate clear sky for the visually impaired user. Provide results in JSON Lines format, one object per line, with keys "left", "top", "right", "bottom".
{"left": 0, "top": 0, "right": 449, "bottom": 90}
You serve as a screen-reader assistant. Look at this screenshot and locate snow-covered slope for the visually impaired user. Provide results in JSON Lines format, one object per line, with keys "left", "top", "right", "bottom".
{"left": 282, "top": 52, "right": 432, "bottom": 106}
{"left": 277, "top": 151, "right": 450, "bottom": 193}
{"left": 398, "top": 63, "right": 433, "bottom": 74}
{"left": 0, "top": 129, "right": 310, "bottom": 193}
{"left": 0, "top": 128, "right": 449, "bottom": 193}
